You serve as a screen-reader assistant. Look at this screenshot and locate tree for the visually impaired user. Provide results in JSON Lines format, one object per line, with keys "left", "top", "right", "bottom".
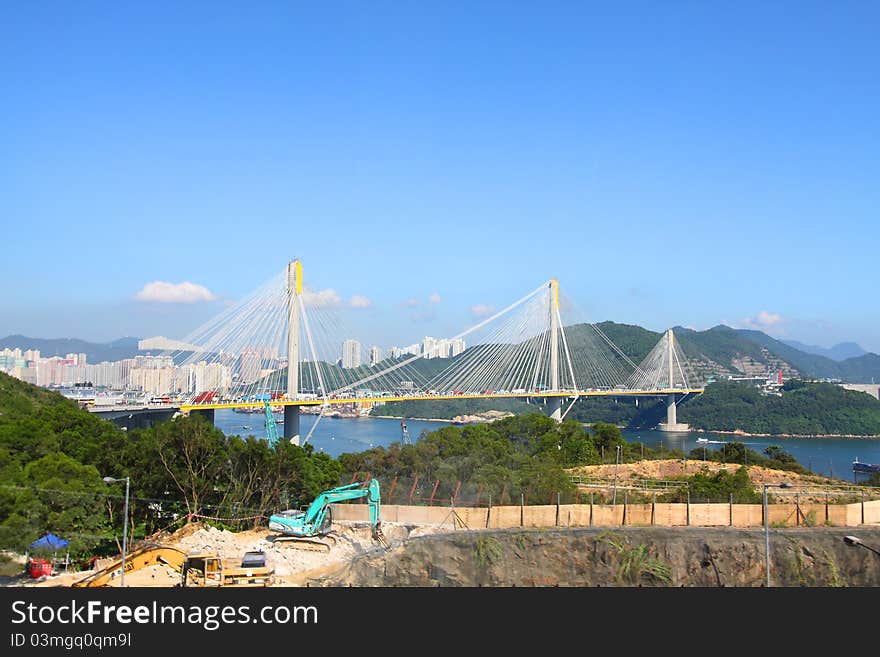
{"left": 151, "top": 415, "right": 229, "bottom": 518}
{"left": 590, "top": 422, "right": 626, "bottom": 452}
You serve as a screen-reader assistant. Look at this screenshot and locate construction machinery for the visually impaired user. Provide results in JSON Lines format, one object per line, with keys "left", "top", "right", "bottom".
{"left": 268, "top": 479, "right": 387, "bottom": 551}
{"left": 72, "top": 544, "right": 274, "bottom": 587}
{"left": 180, "top": 550, "right": 274, "bottom": 588}
{"left": 264, "top": 399, "right": 280, "bottom": 446}
{"left": 72, "top": 545, "right": 187, "bottom": 587}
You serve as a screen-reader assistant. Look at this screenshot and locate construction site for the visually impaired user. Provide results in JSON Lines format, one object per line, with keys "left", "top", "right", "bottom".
{"left": 5, "top": 464, "right": 880, "bottom": 588}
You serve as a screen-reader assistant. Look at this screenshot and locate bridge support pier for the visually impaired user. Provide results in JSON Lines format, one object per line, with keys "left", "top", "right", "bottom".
{"left": 658, "top": 394, "right": 689, "bottom": 432}
{"left": 284, "top": 405, "right": 300, "bottom": 445}
{"left": 548, "top": 397, "right": 563, "bottom": 423}
{"left": 190, "top": 408, "right": 215, "bottom": 426}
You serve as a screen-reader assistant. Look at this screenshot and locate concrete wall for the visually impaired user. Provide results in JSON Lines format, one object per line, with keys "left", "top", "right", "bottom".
{"left": 331, "top": 499, "right": 880, "bottom": 529}
{"left": 840, "top": 383, "right": 880, "bottom": 400}
{"left": 864, "top": 500, "right": 880, "bottom": 524}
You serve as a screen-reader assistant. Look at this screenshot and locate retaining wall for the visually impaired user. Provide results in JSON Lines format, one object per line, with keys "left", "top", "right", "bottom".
{"left": 331, "top": 498, "right": 880, "bottom": 529}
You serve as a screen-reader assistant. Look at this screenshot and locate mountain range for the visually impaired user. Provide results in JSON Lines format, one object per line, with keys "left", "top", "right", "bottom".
{"left": 2, "top": 325, "right": 878, "bottom": 384}
{"left": 0, "top": 335, "right": 142, "bottom": 364}
{"left": 780, "top": 339, "right": 867, "bottom": 361}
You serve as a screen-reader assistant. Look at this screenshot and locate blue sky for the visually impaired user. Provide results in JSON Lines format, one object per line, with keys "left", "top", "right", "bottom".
{"left": 1, "top": 2, "right": 878, "bottom": 353}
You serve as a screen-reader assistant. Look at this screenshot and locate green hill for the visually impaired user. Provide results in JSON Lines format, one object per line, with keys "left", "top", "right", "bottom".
{"left": 678, "top": 380, "right": 880, "bottom": 436}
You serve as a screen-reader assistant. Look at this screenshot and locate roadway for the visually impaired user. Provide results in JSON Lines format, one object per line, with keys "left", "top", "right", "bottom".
{"left": 177, "top": 388, "right": 704, "bottom": 412}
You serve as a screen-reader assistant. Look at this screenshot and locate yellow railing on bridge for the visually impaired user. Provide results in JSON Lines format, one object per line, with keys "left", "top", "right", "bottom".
{"left": 178, "top": 388, "right": 704, "bottom": 412}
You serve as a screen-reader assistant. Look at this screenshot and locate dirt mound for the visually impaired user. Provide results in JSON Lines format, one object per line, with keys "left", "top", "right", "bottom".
{"left": 568, "top": 459, "right": 835, "bottom": 487}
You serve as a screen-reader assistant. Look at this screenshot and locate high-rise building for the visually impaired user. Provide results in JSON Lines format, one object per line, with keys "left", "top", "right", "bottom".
{"left": 422, "top": 337, "right": 438, "bottom": 358}
{"left": 420, "top": 337, "right": 465, "bottom": 359}
{"left": 240, "top": 349, "right": 261, "bottom": 384}
{"left": 342, "top": 339, "right": 361, "bottom": 369}
{"left": 368, "top": 346, "right": 381, "bottom": 366}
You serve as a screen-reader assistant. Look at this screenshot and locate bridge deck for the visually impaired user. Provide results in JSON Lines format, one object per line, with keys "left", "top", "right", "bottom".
{"left": 178, "top": 389, "right": 704, "bottom": 412}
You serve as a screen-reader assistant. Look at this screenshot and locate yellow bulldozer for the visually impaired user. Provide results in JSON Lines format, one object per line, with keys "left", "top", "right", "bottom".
{"left": 72, "top": 544, "right": 274, "bottom": 588}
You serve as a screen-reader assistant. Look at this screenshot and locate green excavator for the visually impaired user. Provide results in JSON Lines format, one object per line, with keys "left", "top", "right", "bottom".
{"left": 268, "top": 479, "right": 387, "bottom": 551}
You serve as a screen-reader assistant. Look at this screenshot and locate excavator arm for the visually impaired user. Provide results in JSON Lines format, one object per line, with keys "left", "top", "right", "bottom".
{"left": 269, "top": 479, "right": 386, "bottom": 546}
{"left": 72, "top": 545, "right": 187, "bottom": 587}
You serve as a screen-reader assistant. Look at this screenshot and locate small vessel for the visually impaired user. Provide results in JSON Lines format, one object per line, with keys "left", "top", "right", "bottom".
{"left": 853, "top": 458, "right": 880, "bottom": 474}
{"left": 242, "top": 425, "right": 252, "bottom": 430}
{"left": 696, "top": 438, "right": 709, "bottom": 444}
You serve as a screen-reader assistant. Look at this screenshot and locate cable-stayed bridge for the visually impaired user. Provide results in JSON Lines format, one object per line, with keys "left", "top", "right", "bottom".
{"left": 162, "top": 261, "right": 702, "bottom": 443}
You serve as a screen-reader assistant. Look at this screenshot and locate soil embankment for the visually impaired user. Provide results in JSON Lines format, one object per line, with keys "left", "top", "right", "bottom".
{"left": 313, "top": 527, "right": 880, "bottom": 587}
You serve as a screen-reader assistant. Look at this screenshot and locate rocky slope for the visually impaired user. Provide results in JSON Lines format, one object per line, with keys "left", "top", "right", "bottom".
{"left": 312, "top": 526, "right": 880, "bottom": 587}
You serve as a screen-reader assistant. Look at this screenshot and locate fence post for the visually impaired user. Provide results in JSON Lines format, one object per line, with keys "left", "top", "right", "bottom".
{"left": 387, "top": 475, "right": 397, "bottom": 504}
{"left": 795, "top": 492, "right": 800, "bottom": 526}
{"left": 623, "top": 491, "right": 628, "bottom": 526}
{"left": 862, "top": 491, "right": 866, "bottom": 525}
{"left": 651, "top": 493, "right": 656, "bottom": 526}
{"left": 825, "top": 490, "right": 830, "bottom": 525}
{"left": 429, "top": 479, "right": 440, "bottom": 506}
{"left": 686, "top": 490, "right": 691, "bottom": 526}
{"left": 729, "top": 493, "right": 733, "bottom": 526}
{"left": 556, "top": 492, "right": 560, "bottom": 527}
{"left": 408, "top": 475, "right": 419, "bottom": 504}
{"left": 486, "top": 494, "right": 492, "bottom": 529}
{"left": 520, "top": 493, "right": 525, "bottom": 527}
{"left": 590, "top": 492, "right": 594, "bottom": 527}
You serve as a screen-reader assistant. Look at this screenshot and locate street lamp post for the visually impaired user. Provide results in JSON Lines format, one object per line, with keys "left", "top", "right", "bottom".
{"left": 103, "top": 476, "right": 130, "bottom": 587}
{"left": 612, "top": 444, "right": 621, "bottom": 505}
{"left": 843, "top": 535, "right": 880, "bottom": 557}
{"left": 763, "top": 482, "right": 790, "bottom": 587}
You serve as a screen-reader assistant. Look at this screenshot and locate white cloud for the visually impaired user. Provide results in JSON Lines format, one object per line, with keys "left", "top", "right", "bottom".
{"left": 739, "top": 310, "right": 786, "bottom": 334}
{"left": 302, "top": 287, "right": 342, "bottom": 308}
{"left": 756, "top": 310, "right": 783, "bottom": 326}
{"left": 135, "top": 281, "right": 217, "bottom": 304}
{"left": 470, "top": 303, "right": 495, "bottom": 318}
{"left": 428, "top": 292, "right": 442, "bottom": 305}
{"left": 403, "top": 297, "right": 421, "bottom": 307}
{"left": 349, "top": 295, "right": 372, "bottom": 309}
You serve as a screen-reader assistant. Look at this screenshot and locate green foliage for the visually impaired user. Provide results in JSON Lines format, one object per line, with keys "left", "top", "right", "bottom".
{"left": 679, "top": 381, "right": 880, "bottom": 436}
{"left": 341, "top": 414, "right": 590, "bottom": 502}
{"left": 0, "top": 373, "right": 344, "bottom": 556}
{"left": 598, "top": 532, "right": 671, "bottom": 585}
{"left": 688, "top": 441, "right": 809, "bottom": 475}
{"left": 474, "top": 535, "right": 503, "bottom": 568}
{"left": 660, "top": 465, "right": 761, "bottom": 503}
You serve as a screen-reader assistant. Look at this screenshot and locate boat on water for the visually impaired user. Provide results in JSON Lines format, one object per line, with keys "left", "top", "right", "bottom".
{"left": 696, "top": 437, "right": 728, "bottom": 445}
{"left": 853, "top": 458, "right": 880, "bottom": 474}
{"left": 242, "top": 425, "right": 252, "bottom": 430}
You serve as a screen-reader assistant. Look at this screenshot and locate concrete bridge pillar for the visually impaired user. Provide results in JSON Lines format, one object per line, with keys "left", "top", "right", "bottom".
{"left": 548, "top": 397, "right": 563, "bottom": 423}
{"left": 658, "top": 394, "right": 689, "bottom": 432}
{"left": 284, "top": 405, "right": 300, "bottom": 445}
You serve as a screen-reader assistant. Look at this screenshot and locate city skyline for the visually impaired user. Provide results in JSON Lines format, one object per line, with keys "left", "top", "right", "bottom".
{"left": 2, "top": 4, "right": 878, "bottom": 352}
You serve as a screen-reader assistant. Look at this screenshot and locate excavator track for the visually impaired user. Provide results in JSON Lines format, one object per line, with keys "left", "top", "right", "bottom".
{"left": 271, "top": 532, "right": 338, "bottom": 552}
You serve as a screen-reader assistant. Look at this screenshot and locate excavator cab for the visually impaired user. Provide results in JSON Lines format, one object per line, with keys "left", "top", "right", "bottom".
{"left": 269, "top": 479, "right": 385, "bottom": 550}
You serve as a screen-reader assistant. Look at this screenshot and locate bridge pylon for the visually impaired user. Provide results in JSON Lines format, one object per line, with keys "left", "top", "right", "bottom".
{"left": 656, "top": 329, "right": 690, "bottom": 433}
{"left": 284, "top": 260, "right": 302, "bottom": 445}
{"left": 548, "top": 278, "right": 563, "bottom": 422}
